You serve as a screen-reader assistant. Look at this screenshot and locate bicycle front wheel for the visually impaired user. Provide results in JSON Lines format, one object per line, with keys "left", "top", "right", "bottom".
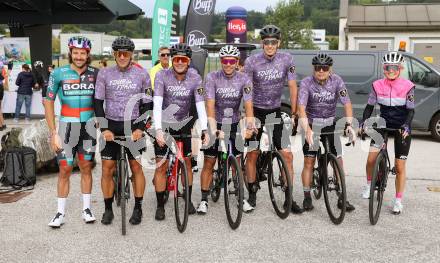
{"left": 322, "top": 154, "right": 346, "bottom": 225}
{"left": 224, "top": 155, "right": 243, "bottom": 230}
{"left": 369, "top": 152, "right": 388, "bottom": 225}
{"left": 267, "top": 151, "right": 292, "bottom": 219}
{"left": 174, "top": 158, "right": 189, "bottom": 233}
{"left": 114, "top": 160, "right": 122, "bottom": 207}
{"left": 120, "top": 159, "right": 129, "bottom": 235}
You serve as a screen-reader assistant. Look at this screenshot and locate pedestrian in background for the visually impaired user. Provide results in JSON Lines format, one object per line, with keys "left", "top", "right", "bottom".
{"left": 14, "top": 64, "right": 35, "bottom": 122}
{"left": 0, "top": 63, "right": 5, "bottom": 130}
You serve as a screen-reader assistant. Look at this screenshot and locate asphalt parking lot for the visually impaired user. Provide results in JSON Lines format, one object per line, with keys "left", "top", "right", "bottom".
{"left": 1, "top": 120, "right": 439, "bottom": 262}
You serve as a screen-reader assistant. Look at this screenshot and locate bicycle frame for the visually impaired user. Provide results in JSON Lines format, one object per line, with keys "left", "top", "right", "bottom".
{"left": 167, "top": 140, "right": 184, "bottom": 196}
{"left": 257, "top": 124, "right": 277, "bottom": 173}
{"left": 216, "top": 138, "right": 235, "bottom": 184}
{"left": 113, "top": 136, "right": 132, "bottom": 200}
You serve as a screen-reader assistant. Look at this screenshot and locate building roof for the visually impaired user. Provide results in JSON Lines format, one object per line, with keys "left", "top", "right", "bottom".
{"left": 346, "top": 4, "right": 440, "bottom": 30}
{"left": 0, "top": 0, "right": 143, "bottom": 24}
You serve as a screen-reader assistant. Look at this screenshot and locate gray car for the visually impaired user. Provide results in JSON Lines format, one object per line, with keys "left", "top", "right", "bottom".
{"left": 273, "top": 50, "right": 440, "bottom": 141}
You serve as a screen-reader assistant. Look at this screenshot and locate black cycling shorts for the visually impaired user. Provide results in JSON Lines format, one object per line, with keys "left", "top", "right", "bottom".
{"left": 302, "top": 124, "right": 342, "bottom": 158}
{"left": 250, "top": 107, "right": 291, "bottom": 151}
{"left": 57, "top": 121, "right": 96, "bottom": 167}
{"left": 370, "top": 129, "right": 411, "bottom": 160}
{"left": 203, "top": 122, "right": 241, "bottom": 158}
{"left": 154, "top": 121, "right": 192, "bottom": 158}
{"left": 100, "top": 119, "right": 146, "bottom": 161}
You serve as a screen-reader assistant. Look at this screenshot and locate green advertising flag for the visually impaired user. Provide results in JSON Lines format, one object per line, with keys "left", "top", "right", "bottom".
{"left": 152, "top": 0, "right": 173, "bottom": 65}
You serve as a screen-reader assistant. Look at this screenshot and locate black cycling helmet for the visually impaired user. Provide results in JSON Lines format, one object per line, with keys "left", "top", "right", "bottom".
{"left": 170, "top": 43, "right": 192, "bottom": 58}
{"left": 312, "top": 53, "right": 333, "bottom": 66}
{"left": 112, "top": 36, "right": 135, "bottom": 52}
{"left": 260, "top": 25, "right": 281, "bottom": 40}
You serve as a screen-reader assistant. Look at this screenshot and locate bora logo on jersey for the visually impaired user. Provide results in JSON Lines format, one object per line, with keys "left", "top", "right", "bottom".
{"left": 62, "top": 81, "right": 95, "bottom": 96}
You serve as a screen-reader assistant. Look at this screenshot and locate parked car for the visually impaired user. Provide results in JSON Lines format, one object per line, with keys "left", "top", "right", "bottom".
{"left": 271, "top": 50, "right": 440, "bottom": 141}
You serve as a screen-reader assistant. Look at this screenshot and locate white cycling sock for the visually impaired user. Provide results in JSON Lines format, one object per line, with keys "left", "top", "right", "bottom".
{"left": 83, "top": 194, "right": 91, "bottom": 210}
{"left": 57, "top": 198, "right": 66, "bottom": 215}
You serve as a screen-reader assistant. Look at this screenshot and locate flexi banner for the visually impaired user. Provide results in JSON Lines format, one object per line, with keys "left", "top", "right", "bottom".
{"left": 183, "top": 0, "right": 217, "bottom": 75}
{"left": 152, "top": 0, "right": 173, "bottom": 65}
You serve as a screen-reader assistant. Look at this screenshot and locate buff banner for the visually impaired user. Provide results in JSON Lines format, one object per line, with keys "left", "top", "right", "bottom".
{"left": 184, "top": 0, "right": 217, "bottom": 75}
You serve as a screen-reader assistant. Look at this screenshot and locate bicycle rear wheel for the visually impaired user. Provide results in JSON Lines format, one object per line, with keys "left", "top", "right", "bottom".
{"left": 267, "top": 151, "right": 292, "bottom": 219}
{"left": 312, "top": 167, "right": 322, "bottom": 200}
{"left": 323, "top": 154, "right": 346, "bottom": 225}
{"left": 369, "top": 152, "right": 388, "bottom": 225}
{"left": 210, "top": 169, "right": 221, "bottom": 202}
{"left": 241, "top": 153, "right": 250, "bottom": 192}
{"left": 174, "top": 158, "right": 189, "bottom": 233}
{"left": 224, "top": 155, "right": 243, "bottom": 229}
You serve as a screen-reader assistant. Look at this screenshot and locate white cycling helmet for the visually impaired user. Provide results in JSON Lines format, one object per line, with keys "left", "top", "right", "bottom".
{"left": 219, "top": 45, "right": 240, "bottom": 58}
{"left": 382, "top": 51, "right": 404, "bottom": 64}
{"left": 34, "top": 61, "right": 43, "bottom": 68}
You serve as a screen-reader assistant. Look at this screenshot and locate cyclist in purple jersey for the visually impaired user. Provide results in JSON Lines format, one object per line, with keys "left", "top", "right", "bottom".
{"left": 46, "top": 36, "right": 98, "bottom": 228}
{"left": 359, "top": 51, "right": 415, "bottom": 214}
{"left": 94, "top": 37, "right": 153, "bottom": 226}
{"left": 196, "top": 45, "right": 256, "bottom": 214}
{"left": 243, "top": 25, "right": 302, "bottom": 213}
{"left": 153, "top": 43, "right": 209, "bottom": 220}
{"left": 298, "top": 53, "right": 356, "bottom": 212}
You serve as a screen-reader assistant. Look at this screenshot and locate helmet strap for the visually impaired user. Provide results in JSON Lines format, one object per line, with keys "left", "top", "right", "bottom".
{"left": 115, "top": 57, "right": 132, "bottom": 72}
{"left": 172, "top": 66, "right": 188, "bottom": 81}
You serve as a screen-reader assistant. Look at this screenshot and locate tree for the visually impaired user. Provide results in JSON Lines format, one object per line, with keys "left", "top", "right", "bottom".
{"left": 266, "top": 0, "right": 316, "bottom": 49}
{"left": 326, "top": 36, "right": 339, "bottom": 50}
{"left": 246, "top": 11, "right": 266, "bottom": 31}
{"left": 310, "top": 8, "right": 339, "bottom": 35}
{"left": 61, "top": 24, "right": 80, "bottom": 33}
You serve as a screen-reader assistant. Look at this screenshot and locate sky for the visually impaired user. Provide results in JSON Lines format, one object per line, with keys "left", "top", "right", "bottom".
{"left": 129, "top": 0, "right": 278, "bottom": 17}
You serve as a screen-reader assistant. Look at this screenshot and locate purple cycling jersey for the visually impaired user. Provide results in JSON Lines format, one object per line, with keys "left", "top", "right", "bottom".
{"left": 154, "top": 68, "right": 204, "bottom": 123}
{"left": 95, "top": 65, "right": 152, "bottom": 121}
{"left": 244, "top": 51, "right": 296, "bottom": 110}
{"left": 205, "top": 70, "right": 253, "bottom": 123}
{"left": 298, "top": 74, "right": 350, "bottom": 123}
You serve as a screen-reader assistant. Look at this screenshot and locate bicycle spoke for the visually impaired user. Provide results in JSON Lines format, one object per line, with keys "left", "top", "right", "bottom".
{"left": 267, "top": 151, "right": 291, "bottom": 219}
{"left": 323, "top": 155, "right": 346, "bottom": 225}
{"left": 224, "top": 155, "right": 243, "bottom": 230}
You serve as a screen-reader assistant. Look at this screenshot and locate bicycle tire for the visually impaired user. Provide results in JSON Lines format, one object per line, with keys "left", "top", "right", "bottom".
{"left": 267, "top": 151, "right": 292, "bottom": 219}
{"left": 210, "top": 170, "right": 221, "bottom": 202}
{"left": 114, "top": 160, "right": 122, "bottom": 207}
{"left": 174, "top": 158, "right": 189, "bottom": 233}
{"left": 369, "top": 152, "right": 388, "bottom": 225}
{"left": 322, "top": 154, "right": 346, "bottom": 225}
{"left": 312, "top": 167, "right": 323, "bottom": 200}
{"left": 241, "top": 153, "right": 251, "bottom": 192}
{"left": 224, "top": 155, "right": 243, "bottom": 229}
{"left": 120, "top": 159, "right": 128, "bottom": 235}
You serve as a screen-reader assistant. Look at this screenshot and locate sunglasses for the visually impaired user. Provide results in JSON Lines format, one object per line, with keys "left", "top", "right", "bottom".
{"left": 221, "top": 58, "right": 238, "bottom": 65}
{"left": 115, "top": 51, "right": 132, "bottom": 58}
{"left": 383, "top": 64, "right": 400, "bottom": 72}
{"left": 314, "top": 65, "right": 330, "bottom": 72}
{"left": 172, "top": 56, "right": 190, "bottom": 64}
{"left": 160, "top": 53, "right": 170, "bottom": 57}
{"left": 263, "top": 39, "right": 279, "bottom": 46}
